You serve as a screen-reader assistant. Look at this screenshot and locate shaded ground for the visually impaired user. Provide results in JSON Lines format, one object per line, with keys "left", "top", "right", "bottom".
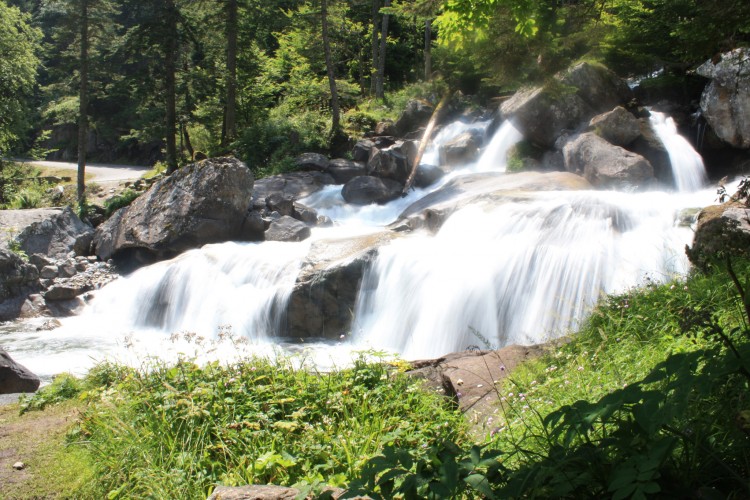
{"left": 0, "top": 401, "right": 86, "bottom": 499}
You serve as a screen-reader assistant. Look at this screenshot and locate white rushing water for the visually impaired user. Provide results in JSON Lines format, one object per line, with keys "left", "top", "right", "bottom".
{"left": 649, "top": 111, "right": 708, "bottom": 192}
{"left": 0, "top": 118, "right": 721, "bottom": 380}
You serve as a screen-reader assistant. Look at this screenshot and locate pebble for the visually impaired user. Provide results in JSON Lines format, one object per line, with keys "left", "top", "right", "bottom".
{"left": 12, "top": 461, "right": 25, "bottom": 470}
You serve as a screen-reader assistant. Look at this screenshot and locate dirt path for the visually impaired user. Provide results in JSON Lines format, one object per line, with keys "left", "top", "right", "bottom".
{"left": 0, "top": 402, "right": 83, "bottom": 499}
{"left": 14, "top": 160, "right": 150, "bottom": 183}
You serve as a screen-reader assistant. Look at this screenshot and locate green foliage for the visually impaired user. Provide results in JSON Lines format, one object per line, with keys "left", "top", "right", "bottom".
{"left": 0, "top": 1, "right": 41, "bottom": 153}
{"left": 339, "top": 258, "right": 750, "bottom": 498}
{"left": 20, "top": 373, "right": 86, "bottom": 414}
{"left": 104, "top": 188, "right": 140, "bottom": 216}
{"left": 70, "top": 354, "right": 465, "bottom": 499}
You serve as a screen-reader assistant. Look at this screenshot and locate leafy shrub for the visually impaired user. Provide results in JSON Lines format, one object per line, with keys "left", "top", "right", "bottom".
{"left": 20, "top": 373, "right": 86, "bottom": 414}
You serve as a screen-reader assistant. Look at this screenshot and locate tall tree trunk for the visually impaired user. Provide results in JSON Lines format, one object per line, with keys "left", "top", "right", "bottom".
{"left": 370, "top": 0, "right": 380, "bottom": 95}
{"left": 424, "top": 18, "right": 432, "bottom": 81}
{"left": 77, "top": 0, "right": 89, "bottom": 208}
{"left": 222, "top": 0, "right": 238, "bottom": 148}
{"left": 164, "top": 0, "right": 178, "bottom": 174}
{"left": 375, "top": 0, "right": 390, "bottom": 99}
{"left": 321, "top": 0, "right": 340, "bottom": 133}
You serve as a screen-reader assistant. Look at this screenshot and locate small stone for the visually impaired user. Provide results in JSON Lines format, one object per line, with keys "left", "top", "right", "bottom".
{"left": 12, "top": 462, "right": 25, "bottom": 470}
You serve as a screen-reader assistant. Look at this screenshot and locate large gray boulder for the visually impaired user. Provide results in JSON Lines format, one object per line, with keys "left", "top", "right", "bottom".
{"left": 562, "top": 132, "right": 654, "bottom": 190}
{"left": 501, "top": 62, "right": 633, "bottom": 148}
{"left": 264, "top": 216, "right": 311, "bottom": 242}
{"left": 341, "top": 176, "right": 403, "bottom": 205}
{"left": 697, "top": 48, "right": 750, "bottom": 149}
{"left": 687, "top": 201, "right": 750, "bottom": 270}
{"left": 630, "top": 117, "right": 673, "bottom": 185}
{"left": 0, "top": 349, "right": 40, "bottom": 394}
{"left": 440, "top": 131, "right": 482, "bottom": 166}
{"left": 285, "top": 232, "right": 399, "bottom": 339}
{"left": 0, "top": 207, "right": 92, "bottom": 258}
{"left": 93, "top": 157, "right": 258, "bottom": 263}
{"left": 588, "top": 106, "right": 641, "bottom": 147}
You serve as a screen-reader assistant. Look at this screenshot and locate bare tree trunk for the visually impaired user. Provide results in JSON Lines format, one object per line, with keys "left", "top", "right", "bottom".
{"left": 165, "top": 0, "right": 178, "bottom": 174}
{"left": 402, "top": 92, "right": 449, "bottom": 194}
{"left": 370, "top": 0, "right": 380, "bottom": 95}
{"left": 222, "top": 0, "right": 238, "bottom": 148}
{"left": 321, "top": 0, "right": 340, "bottom": 133}
{"left": 375, "top": 0, "right": 390, "bottom": 99}
{"left": 77, "top": 0, "right": 89, "bottom": 208}
{"left": 424, "top": 18, "right": 432, "bottom": 81}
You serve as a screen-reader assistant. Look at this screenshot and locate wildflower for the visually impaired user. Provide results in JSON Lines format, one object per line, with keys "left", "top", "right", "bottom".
{"left": 456, "top": 391, "right": 463, "bottom": 398}
{"left": 683, "top": 286, "right": 688, "bottom": 291}
{"left": 670, "top": 284, "right": 676, "bottom": 289}
{"left": 531, "top": 380, "right": 537, "bottom": 385}
{"left": 577, "top": 366, "right": 584, "bottom": 371}
{"left": 508, "top": 392, "right": 514, "bottom": 397}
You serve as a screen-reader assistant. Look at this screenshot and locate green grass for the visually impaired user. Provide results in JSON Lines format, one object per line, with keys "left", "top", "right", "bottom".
{"left": 38, "top": 354, "right": 465, "bottom": 499}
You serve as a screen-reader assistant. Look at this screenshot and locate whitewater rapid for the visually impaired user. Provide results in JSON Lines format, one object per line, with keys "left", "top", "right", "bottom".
{"left": 0, "top": 117, "right": 721, "bottom": 379}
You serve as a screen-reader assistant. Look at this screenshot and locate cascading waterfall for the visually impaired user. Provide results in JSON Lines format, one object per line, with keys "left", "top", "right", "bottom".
{"left": 352, "top": 191, "right": 693, "bottom": 359}
{"left": 649, "top": 111, "right": 708, "bottom": 192}
{"left": 0, "top": 118, "right": 719, "bottom": 378}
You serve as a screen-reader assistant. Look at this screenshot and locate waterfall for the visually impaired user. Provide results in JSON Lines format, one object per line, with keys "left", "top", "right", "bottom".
{"left": 352, "top": 190, "right": 693, "bottom": 359}
{"left": 1, "top": 119, "right": 718, "bottom": 378}
{"left": 649, "top": 111, "right": 708, "bottom": 192}
{"left": 475, "top": 121, "right": 524, "bottom": 172}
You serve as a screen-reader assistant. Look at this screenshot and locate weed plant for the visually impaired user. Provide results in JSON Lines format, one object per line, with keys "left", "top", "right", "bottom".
{"left": 55, "top": 354, "right": 464, "bottom": 499}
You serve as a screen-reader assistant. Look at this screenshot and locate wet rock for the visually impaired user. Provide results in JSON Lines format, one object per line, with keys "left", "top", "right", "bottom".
{"left": 36, "top": 318, "right": 62, "bottom": 331}
{"left": 562, "top": 132, "right": 654, "bottom": 190}
{"left": 0, "top": 349, "right": 40, "bottom": 394}
{"left": 367, "top": 140, "right": 417, "bottom": 183}
{"left": 588, "top": 106, "right": 641, "bottom": 146}
{"left": 414, "top": 164, "right": 445, "bottom": 188}
{"left": 292, "top": 203, "right": 318, "bottom": 225}
{"left": 374, "top": 120, "right": 396, "bottom": 136}
{"left": 630, "top": 117, "right": 673, "bottom": 185}
{"left": 44, "top": 282, "right": 90, "bottom": 301}
{"left": 265, "top": 216, "right": 311, "bottom": 242}
{"left": 688, "top": 201, "right": 750, "bottom": 270}
{"left": 266, "top": 193, "right": 294, "bottom": 217}
{"left": 560, "top": 62, "right": 633, "bottom": 114}
{"left": 440, "top": 130, "right": 482, "bottom": 166}
{"left": 697, "top": 48, "right": 750, "bottom": 149}
{"left": 286, "top": 232, "right": 399, "bottom": 339}
{"left": 29, "top": 253, "right": 53, "bottom": 271}
{"left": 93, "top": 157, "right": 258, "bottom": 264}
{"left": 341, "top": 176, "right": 403, "bottom": 205}
{"left": 327, "top": 158, "right": 367, "bottom": 184}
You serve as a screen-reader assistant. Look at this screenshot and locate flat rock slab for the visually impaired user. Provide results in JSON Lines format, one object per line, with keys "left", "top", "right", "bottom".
{"left": 408, "top": 344, "right": 550, "bottom": 438}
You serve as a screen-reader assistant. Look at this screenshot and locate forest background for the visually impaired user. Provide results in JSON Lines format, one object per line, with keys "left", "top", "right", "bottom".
{"left": 2, "top": 0, "right": 749, "bottom": 184}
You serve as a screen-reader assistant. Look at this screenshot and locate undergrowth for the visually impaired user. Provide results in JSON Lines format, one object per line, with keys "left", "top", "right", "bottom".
{"left": 43, "top": 354, "right": 465, "bottom": 499}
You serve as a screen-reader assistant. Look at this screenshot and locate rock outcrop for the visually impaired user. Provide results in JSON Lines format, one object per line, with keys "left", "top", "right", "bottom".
{"left": 687, "top": 200, "right": 750, "bottom": 269}
{"left": 697, "top": 48, "right": 750, "bottom": 149}
{"left": 341, "top": 176, "right": 403, "bottom": 205}
{"left": 93, "top": 157, "right": 260, "bottom": 263}
{"left": 0, "top": 207, "right": 93, "bottom": 258}
{"left": 562, "top": 132, "right": 654, "bottom": 190}
{"left": 0, "top": 349, "right": 40, "bottom": 394}
{"left": 285, "top": 231, "right": 399, "bottom": 339}
{"left": 501, "top": 63, "right": 633, "bottom": 149}
{"left": 588, "top": 106, "right": 641, "bottom": 147}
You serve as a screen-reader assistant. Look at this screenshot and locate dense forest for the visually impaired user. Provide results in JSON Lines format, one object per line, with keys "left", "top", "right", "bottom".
{"left": 0, "top": 0, "right": 748, "bottom": 205}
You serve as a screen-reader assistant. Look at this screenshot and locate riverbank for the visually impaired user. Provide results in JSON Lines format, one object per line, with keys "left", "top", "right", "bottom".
{"left": 7, "top": 255, "right": 750, "bottom": 498}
